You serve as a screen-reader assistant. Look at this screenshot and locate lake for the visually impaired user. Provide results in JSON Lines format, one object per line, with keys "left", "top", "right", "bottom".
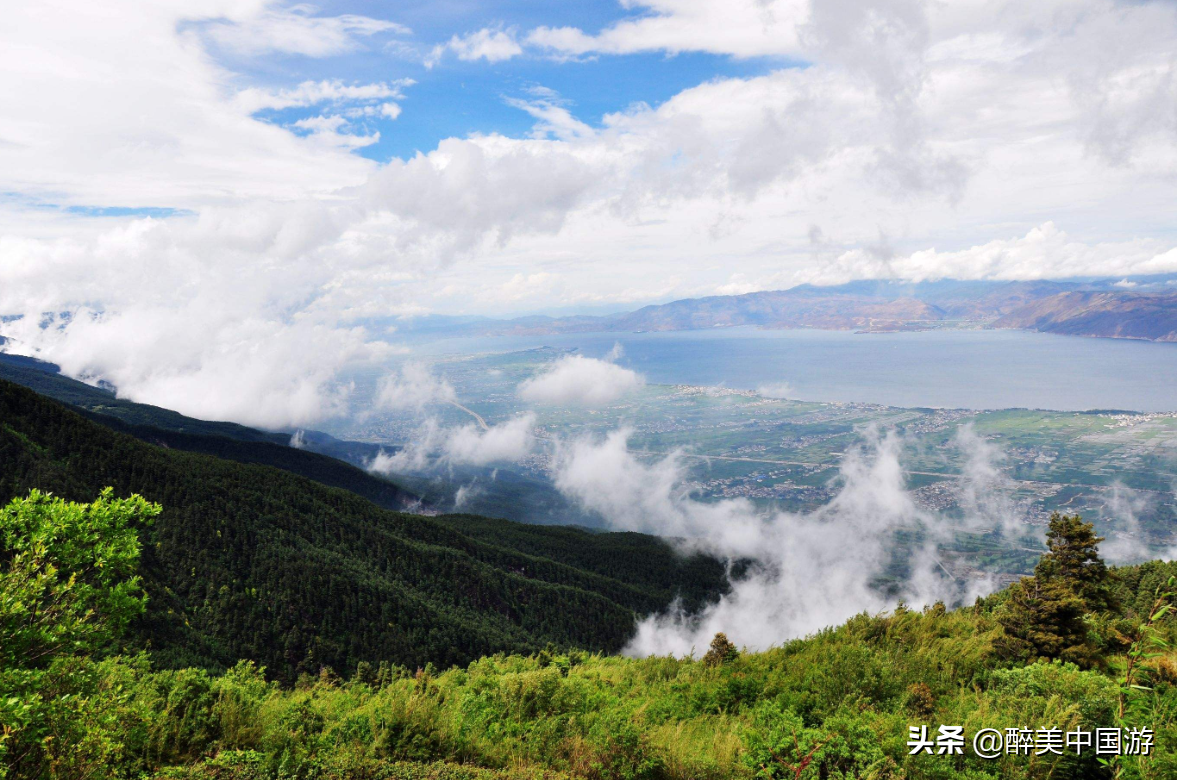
{"left": 407, "top": 327, "right": 1177, "bottom": 412}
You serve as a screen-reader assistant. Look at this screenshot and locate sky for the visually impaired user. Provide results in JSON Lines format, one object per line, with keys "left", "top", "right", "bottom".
{"left": 3, "top": 0, "right": 1177, "bottom": 426}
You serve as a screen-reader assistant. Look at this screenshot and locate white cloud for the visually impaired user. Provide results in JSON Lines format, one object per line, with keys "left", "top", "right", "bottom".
{"left": 235, "top": 79, "right": 413, "bottom": 114}
{"left": 518, "top": 355, "right": 645, "bottom": 406}
{"left": 0, "top": 303, "right": 380, "bottom": 429}
{"left": 291, "top": 114, "right": 379, "bottom": 149}
{"left": 367, "top": 413, "right": 538, "bottom": 473}
{"left": 0, "top": 2, "right": 378, "bottom": 208}
{"left": 756, "top": 382, "right": 793, "bottom": 399}
{"left": 877, "top": 223, "right": 1177, "bottom": 284}
{"left": 428, "top": 27, "right": 523, "bottom": 67}
{"left": 374, "top": 363, "right": 456, "bottom": 411}
{"left": 953, "top": 423, "right": 1022, "bottom": 538}
{"left": 199, "top": 6, "right": 408, "bottom": 58}
{"left": 552, "top": 426, "right": 1006, "bottom": 655}
{"left": 453, "top": 481, "right": 484, "bottom": 510}
{"left": 1100, "top": 483, "right": 1153, "bottom": 565}
{"left": 443, "top": 413, "right": 537, "bottom": 466}
{"left": 504, "top": 96, "right": 595, "bottom": 141}
{"left": 526, "top": 0, "right": 810, "bottom": 59}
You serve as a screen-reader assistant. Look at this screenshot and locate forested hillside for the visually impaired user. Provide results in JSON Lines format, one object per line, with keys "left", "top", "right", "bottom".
{"left": 0, "top": 379, "right": 729, "bottom": 682}
{"left": 0, "top": 354, "right": 403, "bottom": 502}
{"left": 4, "top": 489, "right": 1176, "bottom": 780}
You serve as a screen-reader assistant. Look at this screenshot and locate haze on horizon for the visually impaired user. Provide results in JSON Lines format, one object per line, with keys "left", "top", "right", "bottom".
{"left": 4, "top": 0, "right": 1177, "bottom": 426}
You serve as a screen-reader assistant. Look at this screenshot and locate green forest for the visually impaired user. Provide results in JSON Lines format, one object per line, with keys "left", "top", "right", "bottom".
{"left": 0, "top": 379, "right": 731, "bottom": 679}
{"left": 4, "top": 378, "right": 1177, "bottom": 779}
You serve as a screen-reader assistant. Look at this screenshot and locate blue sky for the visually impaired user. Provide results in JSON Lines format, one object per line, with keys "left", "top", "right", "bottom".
{"left": 200, "top": 1, "right": 782, "bottom": 162}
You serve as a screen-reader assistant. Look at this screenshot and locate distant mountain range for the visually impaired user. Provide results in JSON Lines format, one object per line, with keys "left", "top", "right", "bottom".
{"left": 405, "top": 277, "right": 1177, "bottom": 342}
{"left": 993, "top": 291, "right": 1177, "bottom": 342}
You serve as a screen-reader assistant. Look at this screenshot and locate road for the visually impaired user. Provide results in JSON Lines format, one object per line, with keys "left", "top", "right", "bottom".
{"left": 446, "top": 400, "right": 489, "bottom": 431}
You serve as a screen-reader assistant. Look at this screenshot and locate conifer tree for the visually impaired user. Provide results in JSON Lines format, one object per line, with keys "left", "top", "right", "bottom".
{"left": 1035, "top": 512, "right": 1115, "bottom": 612}
{"left": 997, "top": 513, "right": 1113, "bottom": 667}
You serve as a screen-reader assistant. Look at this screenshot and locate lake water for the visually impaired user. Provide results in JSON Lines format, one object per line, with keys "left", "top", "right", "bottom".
{"left": 406, "top": 327, "right": 1177, "bottom": 412}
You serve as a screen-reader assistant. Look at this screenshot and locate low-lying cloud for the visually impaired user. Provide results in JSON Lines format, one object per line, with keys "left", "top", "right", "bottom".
{"left": 1100, "top": 483, "right": 1153, "bottom": 565}
{"left": 368, "top": 412, "right": 538, "bottom": 474}
{"left": 374, "top": 363, "right": 456, "bottom": 411}
{"left": 518, "top": 354, "right": 645, "bottom": 406}
{"left": 756, "top": 381, "right": 794, "bottom": 399}
{"left": 552, "top": 425, "right": 1008, "bottom": 656}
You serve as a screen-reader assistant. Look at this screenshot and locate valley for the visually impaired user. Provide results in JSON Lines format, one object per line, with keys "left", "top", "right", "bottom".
{"left": 326, "top": 345, "right": 1177, "bottom": 585}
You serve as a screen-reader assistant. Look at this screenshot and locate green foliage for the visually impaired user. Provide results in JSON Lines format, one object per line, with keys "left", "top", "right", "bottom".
{"left": 2, "top": 550, "right": 1176, "bottom": 779}
{"left": 7, "top": 396, "right": 1177, "bottom": 779}
{"left": 740, "top": 701, "right": 894, "bottom": 779}
{"left": 0, "top": 489, "right": 159, "bottom": 780}
{"left": 997, "top": 576, "right": 1094, "bottom": 665}
{"left": 1036, "top": 512, "right": 1115, "bottom": 612}
{"left": 996, "top": 513, "right": 1115, "bottom": 667}
{"left": 0, "top": 489, "right": 157, "bottom": 668}
{"left": 702, "top": 634, "right": 739, "bottom": 668}
{"left": 0, "top": 379, "right": 729, "bottom": 681}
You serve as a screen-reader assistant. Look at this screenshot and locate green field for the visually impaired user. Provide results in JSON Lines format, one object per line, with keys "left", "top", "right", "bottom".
{"left": 324, "top": 348, "right": 1177, "bottom": 580}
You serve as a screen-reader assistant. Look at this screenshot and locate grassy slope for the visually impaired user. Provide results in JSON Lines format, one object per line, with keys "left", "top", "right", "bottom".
{"left": 118, "top": 567, "right": 1177, "bottom": 779}
{"left": 0, "top": 379, "right": 729, "bottom": 682}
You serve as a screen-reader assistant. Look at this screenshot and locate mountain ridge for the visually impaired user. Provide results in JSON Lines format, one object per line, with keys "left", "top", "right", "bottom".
{"left": 994, "top": 290, "right": 1177, "bottom": 341}
{"left": 0, "top": 378, "right": 730, "bottom": 680}
{"left": 0, "top": 352, "right": 419, "bottom": 512}
{"left": 404, "top": 278, "right": 1177, "bottom": 338}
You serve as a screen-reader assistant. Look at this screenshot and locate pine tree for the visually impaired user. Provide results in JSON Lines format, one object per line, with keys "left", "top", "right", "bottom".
{"left": 1035, "top": 512, "right": 1115, "bottom": 612}
{"left": 997, "top": 513, "right": 1113, "bottom": 667}
{"left": 703, "top": 632, "right": 739, "bottom": 666}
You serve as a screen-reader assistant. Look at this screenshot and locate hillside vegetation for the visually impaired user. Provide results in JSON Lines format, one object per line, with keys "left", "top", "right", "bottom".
{"left": 0, "top": 355, "right": 408, "bottom": 507}
{"left": 0, "top": 379, "right": 729, "bottom": 681}
{"left": 3, "top": 489, "right": 1177, "bottom": 780}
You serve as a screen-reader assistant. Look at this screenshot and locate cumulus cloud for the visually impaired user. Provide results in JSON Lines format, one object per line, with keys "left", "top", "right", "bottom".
{"left": 368, "top": 413, "right": 537, "bottom": 474}
{"left": 877, "top": 223, "right": 1177, "bottom": 284}
{"left": 444, "top": 413, "right": 538, "bottom": 466}
{"left": 1, "top": 302, "right": 379, "bottom": 429}
{"left": 553, "top": 425, "right": 1007, "bottom": 655}
{"left": 527, "top": 0, "right": 809, "bottom": 59}
{"left": 428, "top": 27, "right": 523, "bottom": 66}
{"left": 291, "top": 114, "right": 380, "bottom": 149}
{"left": 374, "top": 363, "right": 456, "bottom": 412}
{"left": 518, "top": 354, "right": 645, "bottom": 406}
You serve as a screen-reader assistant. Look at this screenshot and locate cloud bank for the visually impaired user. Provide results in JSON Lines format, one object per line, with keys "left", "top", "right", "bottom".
{"left": 553, "top": 425, "right": 1009, "bottom": 656}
